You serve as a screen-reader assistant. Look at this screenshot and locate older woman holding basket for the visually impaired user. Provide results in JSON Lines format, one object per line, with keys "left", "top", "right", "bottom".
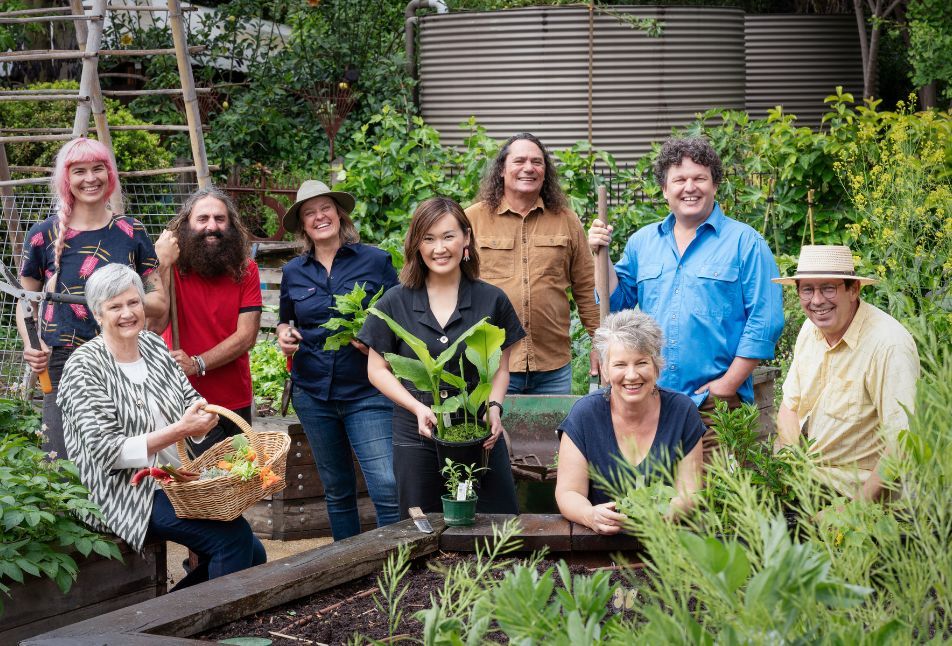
{"left": 58, "top": 263, "right": 266, "bottom": 590}
{"left": 555, "top": 310, "right": 705, "bottom": 534}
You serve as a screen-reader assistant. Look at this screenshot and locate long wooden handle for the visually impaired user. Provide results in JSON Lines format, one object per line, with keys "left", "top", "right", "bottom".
{"left": 169, "top": 272, "right": 180, "bottom": 350}
{"left": 594, "top": 185, "right": 610, "bottom": 323}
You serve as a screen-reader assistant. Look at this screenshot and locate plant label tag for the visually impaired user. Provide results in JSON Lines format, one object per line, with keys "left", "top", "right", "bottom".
{"left": 442, "top": 412, "right": 452, "bottom": 428}
{"left": 456, "top": 482, "right": 468, "bottom": 501}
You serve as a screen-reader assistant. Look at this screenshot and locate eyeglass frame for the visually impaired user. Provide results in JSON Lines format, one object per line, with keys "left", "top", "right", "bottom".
{"left": 796, "top": 281, "right": 846, "bottom": 301}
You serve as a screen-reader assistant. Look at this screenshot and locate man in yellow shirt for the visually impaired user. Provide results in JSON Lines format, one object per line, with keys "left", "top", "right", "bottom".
{"left": 774, "top": 245, "right": 919, "bottom": 500}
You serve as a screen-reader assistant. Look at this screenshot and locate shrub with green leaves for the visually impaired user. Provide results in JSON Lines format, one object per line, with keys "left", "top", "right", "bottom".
{"left": 0, "top": 398, "right": 121, "bottom": 613}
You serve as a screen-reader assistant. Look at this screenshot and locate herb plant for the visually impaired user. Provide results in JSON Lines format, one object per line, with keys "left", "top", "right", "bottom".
{"left": 440, "top": 458, "right": 487, "bottom": 501}
{"left": 321, "top": 282, "right": 384, "bottom": 351}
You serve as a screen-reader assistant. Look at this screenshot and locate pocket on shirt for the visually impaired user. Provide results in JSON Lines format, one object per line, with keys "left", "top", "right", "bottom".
{"left": 636, "top": 263, "right": 663, "bottom": 313}
{"left": 478, "top": 237, "right": 515, "bottom": 279}
{"left": 530, "top": 234, "right": 569, "bottom": 277}
{"left": 692, "top": 265, "right": 739, "bottom": 319}
{"left": 824, "top": 378, "right": 861, "bottom": 422}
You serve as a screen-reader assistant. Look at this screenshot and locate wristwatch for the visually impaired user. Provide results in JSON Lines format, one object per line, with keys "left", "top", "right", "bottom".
{"left": 488, "top": 400, "right": 504, "bottom": 417}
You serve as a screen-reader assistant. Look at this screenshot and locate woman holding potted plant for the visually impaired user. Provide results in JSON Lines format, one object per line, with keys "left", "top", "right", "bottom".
{"left": 555, "top": 310, "right": 706, "bottom": 534}
{"left": 276, "top": 180, "right": 400, "bottom": 541}
{"left": 361, "top": 196, "right": 524, "bottom": 517}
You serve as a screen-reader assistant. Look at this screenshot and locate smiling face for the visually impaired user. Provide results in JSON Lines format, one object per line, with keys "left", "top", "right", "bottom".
{"left": 97, "top": 286, "right": 145, "bottom": 345}
{"left": 418, "top": 213, "right": 470, "bottom": 279}
{"left": 501, "top": 138, "right": 545, "bottom": 201}
{"left": 661, "top": 157, "right": 717, "bottom": 226}
{"left": 798, "top": 279, "right": 860, "bottom": 344}
{"left": 606, "top": 342, "right": 659, "bottom": 408}
{"left": 68, "top": 161, "right": 110, "bottom": 207}
{"left": 300, "top": 196, "right": 341, "bottom": 247}
{"left": 187, "top": 196, "right": 230, "bottom": 246}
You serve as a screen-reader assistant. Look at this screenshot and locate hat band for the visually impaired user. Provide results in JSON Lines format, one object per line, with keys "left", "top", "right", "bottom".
{"left": 796, "top": 269, "right": 857, "bottom": 276}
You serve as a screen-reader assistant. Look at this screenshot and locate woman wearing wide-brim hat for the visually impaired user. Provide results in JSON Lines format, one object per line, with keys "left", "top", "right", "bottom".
{"left": 276, "top": 180, "right": 400, "bottom": 540}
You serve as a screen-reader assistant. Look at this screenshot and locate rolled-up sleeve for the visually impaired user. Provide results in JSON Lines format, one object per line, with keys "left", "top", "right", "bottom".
{"left": 609, "top": 237, "right": 639, "bottom": 312}
{"left": 735, "top": 234, "right": 784, "bottom": 359}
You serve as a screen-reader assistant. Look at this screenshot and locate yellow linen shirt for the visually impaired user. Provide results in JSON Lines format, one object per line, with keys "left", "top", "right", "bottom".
{"left": 781, "top": 300, "right": 920, "bottom": 496}
{"left": 465, "top": 197, "right": 599, "bottom": 373}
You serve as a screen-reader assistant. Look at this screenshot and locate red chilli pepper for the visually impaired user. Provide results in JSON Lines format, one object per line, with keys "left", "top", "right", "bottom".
{"left": 131, "top": 467, "right": 174, "bottom": 486}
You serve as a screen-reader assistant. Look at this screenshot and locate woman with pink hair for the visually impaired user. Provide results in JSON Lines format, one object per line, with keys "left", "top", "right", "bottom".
{"left": 16, "top": 137, "right": 168, "bottom": 459}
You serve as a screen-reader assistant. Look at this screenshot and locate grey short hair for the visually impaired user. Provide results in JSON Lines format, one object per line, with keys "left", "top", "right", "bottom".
{"left": 85, "top": 263, "right": 145, "bottom": 319}
{"left": 593, "top": 309, "right": 665, "bottom": 371}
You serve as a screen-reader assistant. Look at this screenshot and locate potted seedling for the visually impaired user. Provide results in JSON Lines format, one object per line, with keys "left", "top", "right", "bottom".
{"left": 367, "top": 308, "right": 505, "bottom": 470}
{"left": 440, "top": 458, "right": 486, "bottom": 526}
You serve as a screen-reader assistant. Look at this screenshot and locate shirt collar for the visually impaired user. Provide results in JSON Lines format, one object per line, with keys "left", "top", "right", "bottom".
{"left": 657, "top": 201, "right": 725, "bottom": 235}
{"left": 410, "top": 276, "right": 474, "bottom": 315}
{"left": 302, "top": 242, "right": 358, "bottom": 265}
{"left": 811, "top": 299, "right": 868, "bottom": 349}
{"left": 496, "top": 196, "right": 545, "bottom": 216}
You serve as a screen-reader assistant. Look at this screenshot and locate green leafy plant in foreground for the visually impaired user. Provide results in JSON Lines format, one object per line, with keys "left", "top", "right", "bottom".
{"left": 440, "top": 458, "right": 487, "bottom": 500}
{"left": 321, "top": 282, "right": 384, "bottom": 351}
{"left": 0, "top": 398, "right": 122, "bottom": 613}
{"left": 249, "top": 338, "right": 290, "bottom": 414}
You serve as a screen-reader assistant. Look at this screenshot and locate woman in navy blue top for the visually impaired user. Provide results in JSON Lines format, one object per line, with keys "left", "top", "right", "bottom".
{"left": 277, "top": 180, "right": 399, "bottom": 540}
{"left": 556, "top": 310, "right": 705, "bottom": 534}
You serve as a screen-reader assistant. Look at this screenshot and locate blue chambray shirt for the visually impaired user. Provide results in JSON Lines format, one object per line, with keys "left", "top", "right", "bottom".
{"left": 608, "top": 203, "right": 784, "bottom": 406}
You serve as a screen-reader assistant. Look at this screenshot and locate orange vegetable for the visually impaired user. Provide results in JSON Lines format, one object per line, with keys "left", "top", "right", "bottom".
{"left": 246, "top": 450, "right": 257, "bottom": 462}
{"left": 217, "top": 460, "right": 233, "bottom": 470}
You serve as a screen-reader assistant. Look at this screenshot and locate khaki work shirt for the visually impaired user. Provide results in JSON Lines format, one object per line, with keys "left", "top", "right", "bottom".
{"left": 781, "top": 301, "right": 920, "bottom": 496}
{"left": 466, "top": 197, "right": 599, "bottom": 373}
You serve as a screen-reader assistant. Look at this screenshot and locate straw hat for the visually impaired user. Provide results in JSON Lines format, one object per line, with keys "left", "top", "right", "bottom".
{"left": 773, "top": 245, "right": 878, "bottom": 286}
{"left": 281, "top": 180, "right": 356, "bottom": 233}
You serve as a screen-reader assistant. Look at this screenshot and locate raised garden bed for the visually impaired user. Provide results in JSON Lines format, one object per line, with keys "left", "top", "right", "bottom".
{"left": 1, "top": 537, "right": 167, "bottom": 644}
{"left": 24, "top": 515, "right": 631, "bottom": 645}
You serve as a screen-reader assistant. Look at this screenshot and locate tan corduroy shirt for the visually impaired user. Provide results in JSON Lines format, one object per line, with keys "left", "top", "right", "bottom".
{"left": 465, "top": 197, "right": 599, "bottom": 373}
{"left": 781, "top": 300, "right": 920, "bottom": 496}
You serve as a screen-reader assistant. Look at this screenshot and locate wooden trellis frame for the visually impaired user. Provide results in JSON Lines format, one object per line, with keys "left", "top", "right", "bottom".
{"left": 0, "top": 0, "right": 211, "bottom": 202}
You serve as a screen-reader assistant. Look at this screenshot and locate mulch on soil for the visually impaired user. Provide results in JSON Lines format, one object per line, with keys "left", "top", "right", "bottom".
{"left": 200, "top": 551, "right": 648, "bottom": 645}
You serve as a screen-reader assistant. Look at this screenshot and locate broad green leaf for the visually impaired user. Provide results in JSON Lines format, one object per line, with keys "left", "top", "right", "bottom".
{"left": 463, "top": 322, "right": 505, "bottom": 382}
{"left": 432, "top": 396, "right": 463, "bottom": 415}
{"left": 465, "top": 383, "right": 492, "bottom": 416}
{"left": 383, "top": 354, "right": 432, "bottom": 392}
{"left": 433, "top": 317, "right": 490, "bottom": 369}
{"left": 368, "top": 308, "right": 436, "bottom": 374}
{"left": 440, "top": 370, "right": 467, "bottom": 391}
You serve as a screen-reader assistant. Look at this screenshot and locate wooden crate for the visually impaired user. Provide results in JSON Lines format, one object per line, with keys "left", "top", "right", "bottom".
{"left": 245, "top": 421, "right": 378, "bottom": 540}
{"left": 0, "top": 537, "right": 166, "bottom": 644}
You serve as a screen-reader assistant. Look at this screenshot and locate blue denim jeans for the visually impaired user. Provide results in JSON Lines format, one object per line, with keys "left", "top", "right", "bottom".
{"left": 147, "top": 489, "right": 266, "bottom": 591}
{"left": 292, "top": 387, "right": 400, "bottom": 540}
{"left": 507, "top": 362, "right": 573, "bottom": 395}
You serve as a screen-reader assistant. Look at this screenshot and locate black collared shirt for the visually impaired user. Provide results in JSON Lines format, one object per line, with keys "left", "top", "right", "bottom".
{"left": 279, "top": 243, "right": 398, "bottom": 401}
{"left": 358, "top": 277, "right": 526, "bottom": 439}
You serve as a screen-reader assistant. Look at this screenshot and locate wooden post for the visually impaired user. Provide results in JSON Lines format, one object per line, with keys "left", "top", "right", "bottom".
{"left": 807, "top": 188, "right": 815, "bottom": 245}
{"left": 0, "top": 144, "right": 26, "bottom": 261}
{"left": 70, "top": 0, "right": 122, "bottom": 214}
{"left": 595, "top": 185, "right": 610, "bottom": 323}
{"left": 167, "top": 0, "right": 210, "bottom": 188}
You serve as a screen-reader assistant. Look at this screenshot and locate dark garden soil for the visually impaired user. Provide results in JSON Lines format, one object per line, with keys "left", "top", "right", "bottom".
{"left": 200, "top": 551, "right": 649, "bottom": 645}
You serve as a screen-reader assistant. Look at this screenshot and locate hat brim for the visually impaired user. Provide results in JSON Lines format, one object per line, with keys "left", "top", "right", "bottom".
{"left": 773, "top": 273, "right": 879, "bottom": 286}
{"left": 282, "top": 191, "right": 356, "bottom": 234}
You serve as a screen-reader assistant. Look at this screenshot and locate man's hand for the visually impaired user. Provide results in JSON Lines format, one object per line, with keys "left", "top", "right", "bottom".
{"left": 155, "top": 230, "right": 180, "bottom": 267}
{"left": 588, "top": 218, "right": 613, "bottom": 255}
{"left": 170, "top": 349, "right": 196, "bottom": 376}
{"left": 695, "top": 376, "right": 739, "bottom": 400}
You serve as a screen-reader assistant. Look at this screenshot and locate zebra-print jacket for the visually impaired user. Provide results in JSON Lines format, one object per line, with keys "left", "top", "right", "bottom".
{"left": 58, "top": 331, "right": 201, "bottom": 551}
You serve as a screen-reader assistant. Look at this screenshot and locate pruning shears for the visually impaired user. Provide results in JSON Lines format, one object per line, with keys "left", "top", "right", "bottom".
{"left": 0, "top": 260, "right": 87, "bottom": 394}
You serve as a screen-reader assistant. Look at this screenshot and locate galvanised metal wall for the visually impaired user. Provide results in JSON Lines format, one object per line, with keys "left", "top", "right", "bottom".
{"left": 418, "top": 6, "right": 746, "bottom": 163}
{"left": 745, "top": 15, "right": 863, "bottom": 127}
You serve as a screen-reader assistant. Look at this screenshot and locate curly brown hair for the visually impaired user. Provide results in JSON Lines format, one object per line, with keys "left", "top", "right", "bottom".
{"left": 653, "top": 137, "right": 724, "bottom": 188}
{"left": 477, "top": 132, "right": 569, "bottom": 214}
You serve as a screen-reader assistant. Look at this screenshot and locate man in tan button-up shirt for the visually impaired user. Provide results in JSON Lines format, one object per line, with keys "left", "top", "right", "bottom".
{"left": 774, "top": 245, "right": 919, "bottom": 501}
{"left": 465, "top": 133, "right": 599, "bottom": 394}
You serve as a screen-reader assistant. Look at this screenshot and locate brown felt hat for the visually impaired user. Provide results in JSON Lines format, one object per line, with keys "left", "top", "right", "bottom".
{"left": 773, "top": 245, "right": 878, "bottom": 286}
{"left": 282, "top": 180, "right": 356, "bottom": 233}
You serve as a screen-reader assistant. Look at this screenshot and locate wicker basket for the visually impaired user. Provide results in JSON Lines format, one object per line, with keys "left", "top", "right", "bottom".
{"left": 161, "top": 405, "right": 290, "bottom": 521}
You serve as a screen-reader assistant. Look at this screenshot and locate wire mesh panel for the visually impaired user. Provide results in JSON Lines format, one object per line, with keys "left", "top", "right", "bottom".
{"left": 0, "top": 181, "right": 197, "bottom": 396}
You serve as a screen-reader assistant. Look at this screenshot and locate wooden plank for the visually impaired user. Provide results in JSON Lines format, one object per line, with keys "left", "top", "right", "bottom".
{"left": 98, "top": 45, "right": 205, "bottom": 57}
{"left": 246, "top": 495, "right": 376, "bottom": 540}
{"left": 261, "top": 289, "right": 280, "bottom": 309}
{"left": 118, "top": 165, "right": 220, "bottom": 177}
{"left": 25, "top": 517, "right": 444, "bottom": 643}
{"left": 0, "top": 95, "right": 88, "bottom": 102}
{"left": 0, "top": 50, "right": 90, "bottom": 62}
{"left": 258, "top": 267, "right": 283, "bottom": 285}
{"left": 439, "top": 513, "right": 571, "bottom": 552}
{"left": 260, "top": 310, "right": 278, "bottom": 328}
{"left": 102, "top": 88, "right": 211, "bottom": 97}
{"left": 0, "top": 14, "right": 101, "bottom": 24}
{"left": 570, "top": 523, "right": 645, "bottom": 553}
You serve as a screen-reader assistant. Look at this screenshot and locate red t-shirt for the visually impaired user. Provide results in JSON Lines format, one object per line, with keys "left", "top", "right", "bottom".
{"left": 162, "top": 260, "right": 262, "bottom": 410}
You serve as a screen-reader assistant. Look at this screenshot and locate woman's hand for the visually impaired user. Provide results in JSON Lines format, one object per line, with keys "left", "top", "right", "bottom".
{"left": 413, "top": 402, "right": 437, "bottom": 439}
{"left": 177, "top": 400, "right": 218, "bottom": 438}
{"left": 483, "top": 408, "right": 504, "bottom": 450}
{"left": 350, "top": 339, "right": 369, "bottom": 356}
{"left": 277, "top": 324, "right": 302, "bottom": 356}
{"left": 588, "top": 501, "right": 627, "bottom": 535}
{"left": 23, "top": 340, "right": 51, "bottom": 374}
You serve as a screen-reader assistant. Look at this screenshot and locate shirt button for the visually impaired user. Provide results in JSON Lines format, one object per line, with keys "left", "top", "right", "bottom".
{"left": 671, "top": 314, "right": 676, "bottom": 320}
{"left": 675, "top": 289, "right": 680, "bottom": 294}
{"left": 439, "top": 335, "right": 448, "bottom": 344}
{"left": 714, "top": 271, "right": 719, "bottom": 277}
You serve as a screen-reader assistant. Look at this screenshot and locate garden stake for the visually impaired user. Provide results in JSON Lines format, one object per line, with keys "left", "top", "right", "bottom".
{"left": 760, "top": 176, "right": 776, "bottom": 237}
{"left": 807, "top": 188, "right": 815, "bottom": 244}
{"left": 594, "top": 185, "right": 609, "bottom": 388}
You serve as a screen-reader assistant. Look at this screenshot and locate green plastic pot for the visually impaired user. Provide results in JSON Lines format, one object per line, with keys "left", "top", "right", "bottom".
{"left": 441, "top": 494, "right": 477, "bottom": 526}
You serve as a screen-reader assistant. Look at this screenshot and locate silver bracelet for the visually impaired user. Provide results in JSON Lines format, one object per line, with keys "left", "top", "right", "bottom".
{"left": 192, "top": 355, "right": 206, "bottom": 376}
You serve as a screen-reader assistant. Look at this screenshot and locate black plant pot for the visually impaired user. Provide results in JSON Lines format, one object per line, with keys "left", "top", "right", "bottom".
{"left": 434, "top": 432, "right": 491, "bottom": 472}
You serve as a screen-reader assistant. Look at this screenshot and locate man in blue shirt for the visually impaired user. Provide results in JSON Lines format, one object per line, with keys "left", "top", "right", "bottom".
{"left": 588, "top": 137, "right": 783, "bottom": 417}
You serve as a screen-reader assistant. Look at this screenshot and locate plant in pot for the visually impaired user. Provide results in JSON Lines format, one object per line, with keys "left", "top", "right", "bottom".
{"left": 440, "top": 458, "right": 487, "bottom": 527}
{"left": 366, "top": 308, "right": 505, "bottom": 470}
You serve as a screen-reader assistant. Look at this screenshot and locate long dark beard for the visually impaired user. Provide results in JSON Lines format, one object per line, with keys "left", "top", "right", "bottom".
{"left": 178, "top": 225, "right": 246, "bottom": 280}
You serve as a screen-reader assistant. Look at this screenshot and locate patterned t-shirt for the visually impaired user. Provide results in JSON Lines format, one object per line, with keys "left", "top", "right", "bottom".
{"left": 20, "top": 215, "right": 159, "bottom": 348}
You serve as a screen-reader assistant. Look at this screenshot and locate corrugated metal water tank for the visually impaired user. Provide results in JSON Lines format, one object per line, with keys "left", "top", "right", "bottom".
{"left": 419, "top": 6, "right": 746, "bottom": 163}
{"left": 745, "top": 15, "right": 863, "bottom": 126}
